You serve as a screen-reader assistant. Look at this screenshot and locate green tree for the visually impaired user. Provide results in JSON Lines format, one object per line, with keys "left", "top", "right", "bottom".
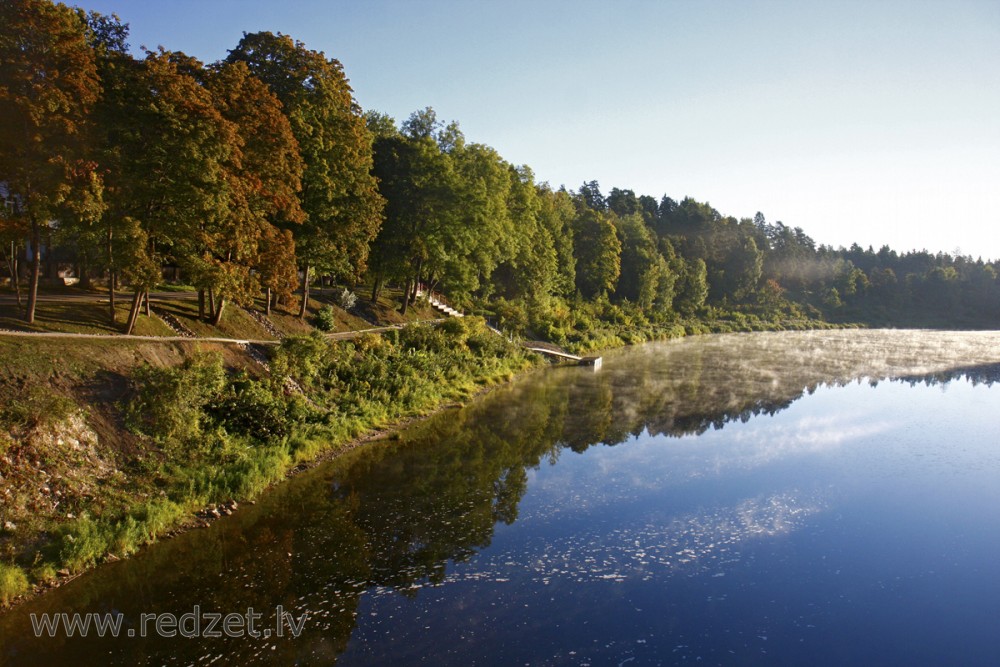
{"left": 536, "top": 185, "right": 577, "bottom": 297}
{"left": 607, "top": 187, "right": 639, "bottom": 217}
{"left": 491, "top": 165, "right": 560, "bottom": 301}
{"left": 77, "top": 9, "right": 138, "bottom": 322}
{"left": 723, "top": 235, "right": 763, "bottom": 301}
{"left": 614, "top": 213, "right": 661, "bottom": 309}
{"left": 442, "top": 140, "right": 513, "bottom": 301}
{"left": 92, "top": 48, "right": 233, "bottom": 333}
{"left": 674, "top": 258, "right": 708, "bottom": 316}
{"left": 368, "top": 128, "right": 456, "bottom": 313}
{"left": 228, "top": 32, "right": 384, "bottom": 317}
{"left": 577, "top": 180, "right": 606, "bottom": 211}
{"left": 572, "top": 208, "right": 621, "bottom": 298}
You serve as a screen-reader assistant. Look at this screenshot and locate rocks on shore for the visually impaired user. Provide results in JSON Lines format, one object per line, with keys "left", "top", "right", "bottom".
{"left": 195, "top": 499, "right": 239, "bottom": 522}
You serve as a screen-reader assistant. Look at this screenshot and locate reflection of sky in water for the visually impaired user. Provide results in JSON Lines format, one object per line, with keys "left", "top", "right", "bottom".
{"left": 342, "top": 377, "right": 1000, "bottom": 666}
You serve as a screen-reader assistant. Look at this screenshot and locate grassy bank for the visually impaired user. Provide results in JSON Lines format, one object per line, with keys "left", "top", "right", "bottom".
{"left": 0, "top": 317, "right": 541, "bottom": 607}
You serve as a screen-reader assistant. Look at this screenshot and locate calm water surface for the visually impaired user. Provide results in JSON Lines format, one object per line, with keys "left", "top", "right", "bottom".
{"left": 2, "top": 330, "right": 1000, "bottom": 665}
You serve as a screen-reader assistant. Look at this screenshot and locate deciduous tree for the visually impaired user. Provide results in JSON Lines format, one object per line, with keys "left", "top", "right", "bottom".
{"left": 0, "top": 0, "right": 100, "bottom": 323}
{"left": 228, "top": 32, "right": 384, "bottom": 317}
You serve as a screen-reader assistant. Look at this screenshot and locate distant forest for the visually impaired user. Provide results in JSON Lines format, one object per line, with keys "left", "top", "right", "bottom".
{"left": 2, "top": 0, "right": 997, "bottom": 340}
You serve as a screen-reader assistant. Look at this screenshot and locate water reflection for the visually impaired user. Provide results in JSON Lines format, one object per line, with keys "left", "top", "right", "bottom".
{"left": 2, "top": 330, "right": 999, "bottom": 665}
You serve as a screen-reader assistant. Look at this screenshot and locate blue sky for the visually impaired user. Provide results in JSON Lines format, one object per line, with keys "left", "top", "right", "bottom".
{"left": 74, "top": 0, "right": 1000, "bottom": 259}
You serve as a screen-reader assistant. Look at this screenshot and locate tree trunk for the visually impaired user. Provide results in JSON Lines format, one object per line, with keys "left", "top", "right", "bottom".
{"left": 265, "top": 287, "right": 272, "bottom": 316}
{"left": 212, "top": 297, "right": 225, "bottom": 327}
{"left": 124, "top": 288, "right": 143, "bottom": 335}
{"left": 370, "top": 275, "right": 381, "bottom": 304}
{"left": 400, "top": 277, "right": 411, "bottom": 315}
{"left": 207, "top": 287, "right": 215, "bottom": 321}
{"left": 409, "top": 260, "right": 424, "bottom": 308}
{"left": 144, "top": 290, "right": 150, "bottom": 317}
{"left": 298, "top": 264, "right": 310, "bottom": 319}
{"left": 5, "top": 241, "right": 22, "bottom": 311}
{"left": 77, "top": 260, "right": 90, "bottom": 289}
{"left": 198, "top": 289, "right": 205, "bottom": 319}
{"left": 105, "top": 228, "right": 114, "bottom": 322}
{"left": 107, "top": 270, "right": 117, "bottom": 322}
{"left": 25, "top": 219, "right": 41, "bottom": 323}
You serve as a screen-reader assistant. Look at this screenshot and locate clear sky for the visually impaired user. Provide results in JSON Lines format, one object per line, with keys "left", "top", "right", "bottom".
{"left": 72, "top": 0, "right": 1000, "bottom": 259}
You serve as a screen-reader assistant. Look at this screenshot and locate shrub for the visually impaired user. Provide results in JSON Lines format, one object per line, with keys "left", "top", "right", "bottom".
{"left": 209, "top": 375, "right": 293, "bottom": 440}
{"left": 271, "top": 333, "right": 332, "bottom": 389}
{"left": 492, "top": 297, "right": 528, "bottom": 334}
{"left": 313, "top": 305, "right": 337, "bottom": 332}
{"left": 126, "top": 353, "right": 226, "bottom": 445}
{"left": 335, "top": 288, "right": 358, "bottom": 311}
{"left": 398, "top": 323, "right": 449, "bottom": 353}
{"left": 353, "top": 332, "right": 388, "bottom": 355}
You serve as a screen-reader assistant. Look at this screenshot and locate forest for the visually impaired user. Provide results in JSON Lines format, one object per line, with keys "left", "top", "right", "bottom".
{"left": 2, "top": 0, "right": 998, "bottom": 345}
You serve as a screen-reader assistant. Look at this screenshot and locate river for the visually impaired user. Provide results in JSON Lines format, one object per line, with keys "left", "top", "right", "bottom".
{"left": 2, "top": 330, "right": 1000, "bottom": 665}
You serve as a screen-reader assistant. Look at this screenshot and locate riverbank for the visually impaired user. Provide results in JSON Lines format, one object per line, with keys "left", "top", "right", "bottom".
{"left": 0, "top": 317, "right": 543, "bottom": 608}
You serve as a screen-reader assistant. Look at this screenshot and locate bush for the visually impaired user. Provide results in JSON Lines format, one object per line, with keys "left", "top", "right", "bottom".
{"left": 314, "top": 305, "right": 337, "bottom": 332}
{"left": 491, "top": 297, "right": 528, "bottom": 334}
{"left": 126, "top": 353, "right": 226, "bottom": 445}
{"left": 0, "top": 562, "right": 29, "bottom": 605}
{"left": 271, "top": 333, "right": 332, "bottom": 389}
{"left": 209, "top": 375, "right": 293, "bottom": 441}
{"left": 398, "top": 323, "right": 449, "bottom": 353}
{"left": 335, "top": 288, "right": 358, "bottom": 311}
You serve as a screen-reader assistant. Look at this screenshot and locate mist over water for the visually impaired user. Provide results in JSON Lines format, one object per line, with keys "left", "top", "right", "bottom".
{"left": 2, "top": 330, "right": 1000, "bottom": 665}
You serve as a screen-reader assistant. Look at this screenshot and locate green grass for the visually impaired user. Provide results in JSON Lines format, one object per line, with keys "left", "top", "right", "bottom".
{"left": 0, "top": 563, "right": 29, "bottom": 605}
{"left": 0, "top": 301, "right": 175, "bottom": 336}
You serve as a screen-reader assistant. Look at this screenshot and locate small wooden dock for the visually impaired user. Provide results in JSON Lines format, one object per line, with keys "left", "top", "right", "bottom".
{"left": 524, "top": 345, "right": 602, "bottom": 369}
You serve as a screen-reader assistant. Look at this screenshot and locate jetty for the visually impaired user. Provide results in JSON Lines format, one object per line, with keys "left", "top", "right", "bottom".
{"left": 523, "top": 342, "right": 602, "bottom": 369}
{"left": 417, "top": 285, "right": 601, "bottom": 369}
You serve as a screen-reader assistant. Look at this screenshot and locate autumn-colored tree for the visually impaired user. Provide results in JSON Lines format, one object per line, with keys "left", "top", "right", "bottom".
{"left": 198, "top": 60, "right": 305, "bottom": 324}
{"left": 0, "top": 184, "right": 28, "bottom": 311}
{"left": 228, "top": 32, "right": 384, "bottom": 318}
{"left": 0, "top": 0, "right": 100, "bottom": 323}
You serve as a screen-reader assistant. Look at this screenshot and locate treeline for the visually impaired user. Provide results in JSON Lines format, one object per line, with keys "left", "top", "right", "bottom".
{"left": 2, "top": 0, "right": 997, "bottom": 340}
